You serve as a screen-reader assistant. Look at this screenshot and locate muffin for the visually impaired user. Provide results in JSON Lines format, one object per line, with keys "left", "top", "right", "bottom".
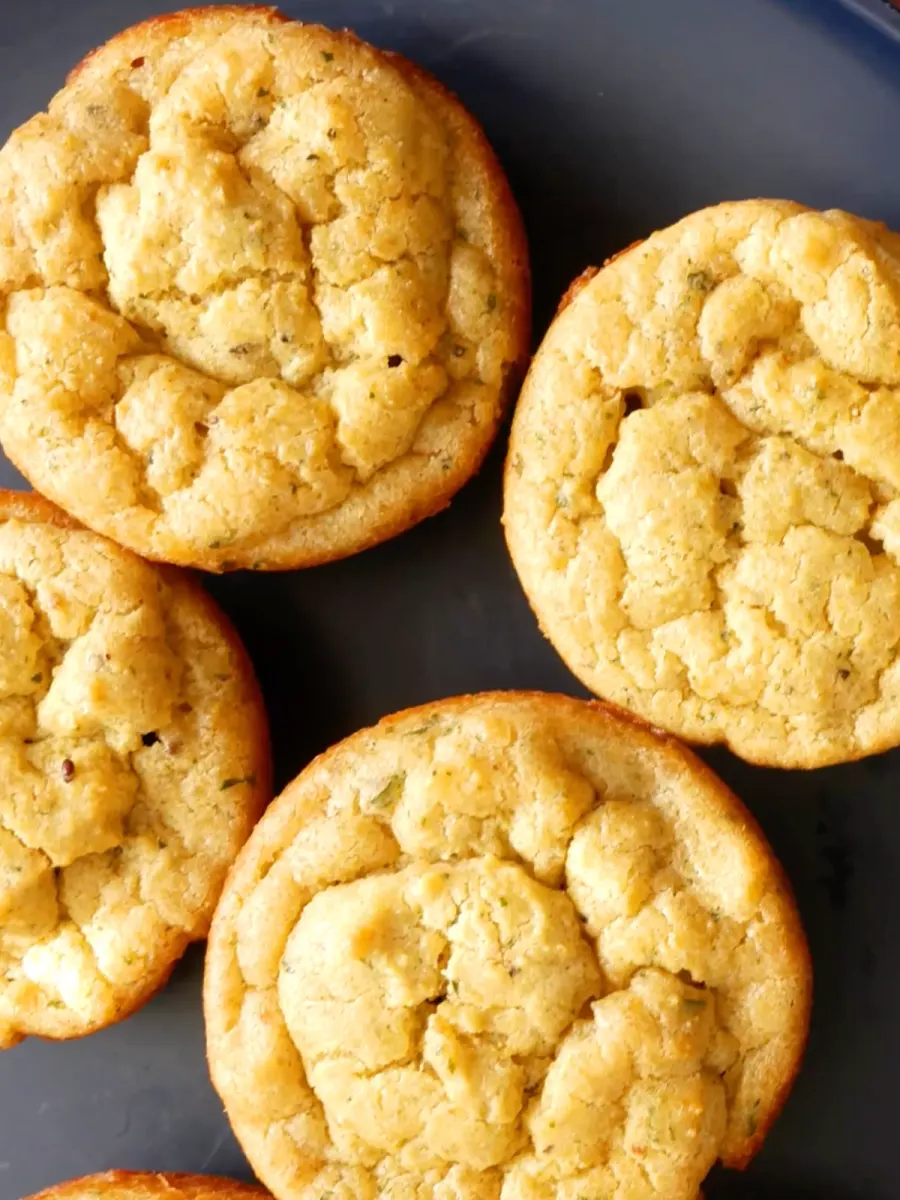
{"left": 0, "top": 6, "right": 529, "bottom": 572}
{"left": 205, "top": 691, "right": 810, "bottom": 1200}
{"left": 21, "top": 1173, "right": 267, "bottom": 1200}
{"left": 0, "top": 490, "right": 269, "bottom": 1048}
{"left": 505, "top": 199, "right": 900, "bottom": 768}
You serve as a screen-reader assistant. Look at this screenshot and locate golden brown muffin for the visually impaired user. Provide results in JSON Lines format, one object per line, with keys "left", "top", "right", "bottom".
{"left": 0, "top": 489, "right": 269, "bottom": 1048}
{"left": 505, "top": 199, "right": 900, "bottom": 768}
{"left": 0, "top": 6, "right": 529, "bottom": 572}
{"left": 205, "top": 691, "right": 811, "bottom": 1200}
{"left": 21, "top": 1172, "right": 268, "bottom": 1200}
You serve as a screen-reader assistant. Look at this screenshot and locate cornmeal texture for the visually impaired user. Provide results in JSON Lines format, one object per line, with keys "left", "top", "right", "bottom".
{"left": 23, "top": 1173, "right": 268, "bottom": 1200}
{"left": 0, "top": 7, "right": 528, "bottom": 570}
{"left": 0, "top": 491, "right": 268, "bottom": 1048}
{"left": 205, "top": 692, "right": 810, "bottom": 1200}
{"left": 505, "top": 200, "right": 900, "bottom": 767}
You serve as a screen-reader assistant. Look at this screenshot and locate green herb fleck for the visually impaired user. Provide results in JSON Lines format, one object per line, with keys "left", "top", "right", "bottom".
{"left": 406, "top": 714, "right": 440, "bottom": 736}
{"left": 486, "top": 292, "right": 497, "bottom": 312}
{"left": 31, "top": 672, "right": 42, "bottom": 684}
{"left": 747, "top": 1101, "right": 760, "bottom": 1137}
{"left": 321, "top": 51, "right": 334, "bottom": 62}
{"left": 221, "top": 773, "right": 256, "bottom": 791}
{"left": 370, "top": 772, "right": 406, "bottom": 808}
{"left": 682, "top": 996, "right": 707, "bottom": 1012}
{"left": 687, "top": 270, "right": 714, "bottom": 292}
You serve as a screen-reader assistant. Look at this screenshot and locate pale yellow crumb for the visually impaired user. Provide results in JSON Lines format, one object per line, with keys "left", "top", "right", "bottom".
{"left": 204, "top": 692, "right": 810, "bottom": 1200}
{"left": 0, "top": 7, "right": 528, "bottom": 571}
{"left": 505, "top": 199, "right": 900, "bottom": 768}
{"left": 0, "top": 491, "right": 268, "bottom": 1047}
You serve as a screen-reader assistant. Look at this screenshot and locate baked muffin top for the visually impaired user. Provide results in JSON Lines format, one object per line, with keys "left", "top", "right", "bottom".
{"left": 205, "top": 692, "right": 810, "bottom": 1200}
{"left": 505, "top": 199, "right": 900, "bottom": 767}
{"left": 0, "top": 6, "right": 528, "bottom": 570}
{"left": 22, "top": 1173, "right": 267, "bottom": 1200}
{"left": 0, "top": 490, "right": 268, "bottom": 1048}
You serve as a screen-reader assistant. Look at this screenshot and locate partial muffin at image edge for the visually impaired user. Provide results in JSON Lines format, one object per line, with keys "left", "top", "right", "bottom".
{"left": 205, "top": 690, "right": 811, "bottom": 1200}
{"left": 504, "top": 198, "right": 900, "bottom": 768}
{"left": 0, "top": 489, "right": 270, "bottom": 1049}
{"left": 0, "top": 5, "right": 530, "bottom": 572}
{"left": 20, "top": 1172, "right": 269, "bottom": 1200}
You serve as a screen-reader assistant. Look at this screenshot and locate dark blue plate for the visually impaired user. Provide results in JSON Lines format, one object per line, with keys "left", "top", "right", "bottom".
{"left": 0, "top": 2, "right": 898, "bottom": 1196}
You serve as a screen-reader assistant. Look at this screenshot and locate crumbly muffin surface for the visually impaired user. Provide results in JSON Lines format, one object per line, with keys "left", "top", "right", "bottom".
{"left": 0, "top": 7, "right": 527, "bottom": 569}
{"left": 505, "top": 200, "right": 900, "bottom": 766}
{"left": 205, "top": 692, "right": 810, "bottom": 1200}
{"left": 24, "top": 1172, "right": 268, "bottom": 1200}
{"left": 0, "top": 494, "right": 267, "bottom": 1047}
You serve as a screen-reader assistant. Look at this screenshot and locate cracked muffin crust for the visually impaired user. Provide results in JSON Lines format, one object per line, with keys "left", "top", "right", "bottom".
{"left": 22, "top": 1173, "right": 269, "bottom": 1200}
{"left": 204, "top": 692, "right": 810, "bottom": 1200}
{"left": 0, "top": 490, "right": 269, "bottom": 1048}
{"left": 504, "top": 200, "right": 900, "bottom": 767}
{"left": 0, "top": 6, "right": 529, "bottom": 572}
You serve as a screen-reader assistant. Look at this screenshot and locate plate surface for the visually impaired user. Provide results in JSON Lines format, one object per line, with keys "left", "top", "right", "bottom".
{"left": 1, "top": 1, "right": 899, "bottom": 1197}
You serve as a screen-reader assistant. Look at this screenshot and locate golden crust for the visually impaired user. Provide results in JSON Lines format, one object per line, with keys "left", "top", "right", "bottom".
{"left": 0, "top": 7, "right": 529, "bottom": 572}
{"left": 555, "top": 265, "right": 600, "bottom": 316}
{"left": 65, "top": 7, "right": 292, "bottom": 83}
{"left": 22, "top": 1171, "right": 268, "bottom": 1200}
{"left": 505, "top": 199, "right": 900, "bottom": 768}
{"left": 205, "top": 690, "right": 810, "bottom": 1199}
{"left": 0, "top": 489, "right": 270, "bottom": 1048}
